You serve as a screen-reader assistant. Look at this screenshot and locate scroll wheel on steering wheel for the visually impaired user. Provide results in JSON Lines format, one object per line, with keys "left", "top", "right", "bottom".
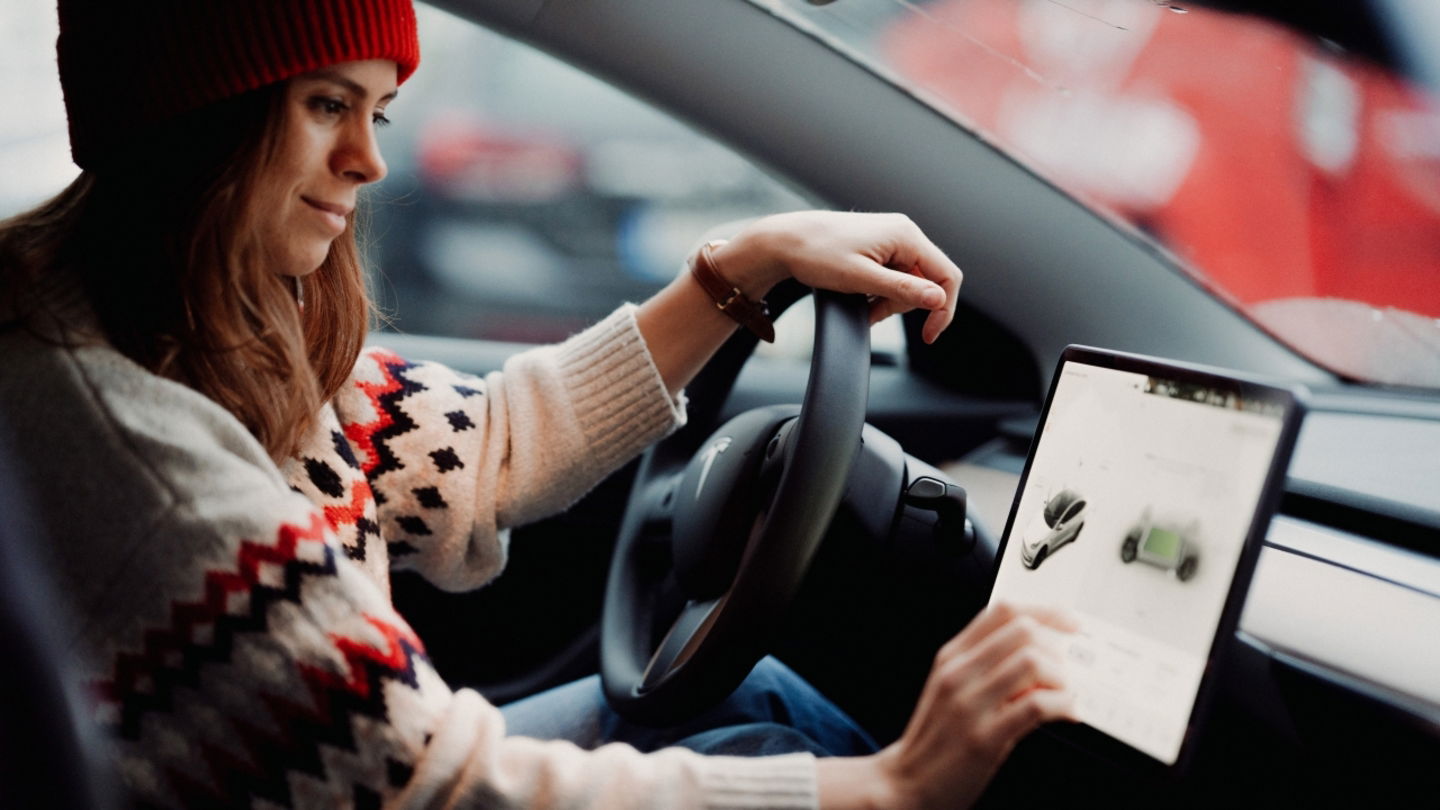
{"left": 904, "top": 476, "right": 966, "bottom": 517}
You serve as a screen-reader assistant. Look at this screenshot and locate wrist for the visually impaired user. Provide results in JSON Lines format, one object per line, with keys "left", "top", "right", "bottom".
{"left": 709, "top": 229, "right": 789, "bottom": 298}
{"left": 817, "top": 755, "right": 897, "bottom": 810}
{"left": 687, "top": 239, "right": 776, "bottom": 343}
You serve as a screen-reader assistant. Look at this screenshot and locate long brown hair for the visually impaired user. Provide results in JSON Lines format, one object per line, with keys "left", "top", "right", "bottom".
{"left": 0, "top": 83, "right": 372, "bottom": 461}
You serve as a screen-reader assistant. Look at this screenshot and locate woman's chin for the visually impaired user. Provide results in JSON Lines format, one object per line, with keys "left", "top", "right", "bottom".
{"left": 282, "top": 245, "right": 332, "bottom": 278}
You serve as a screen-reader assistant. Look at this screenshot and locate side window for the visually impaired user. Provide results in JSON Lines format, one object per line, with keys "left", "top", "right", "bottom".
{"left": 0, "top": 7, "right": 77, "bottom": 218}
{"left": 369, "top": 4, "right": 814, "bottom": 345}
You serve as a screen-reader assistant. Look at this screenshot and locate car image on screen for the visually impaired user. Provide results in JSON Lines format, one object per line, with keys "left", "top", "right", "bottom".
{"left": 1122, "top": 512, "right": 1200, "bottom": 582}
{"left": 1020, "top": 488, "right": 1087, "bottom": 569}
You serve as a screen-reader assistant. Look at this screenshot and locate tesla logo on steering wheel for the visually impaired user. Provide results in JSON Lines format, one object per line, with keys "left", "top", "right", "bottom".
{"left": 695, "top": 436, "right": 732, "bottom": 500}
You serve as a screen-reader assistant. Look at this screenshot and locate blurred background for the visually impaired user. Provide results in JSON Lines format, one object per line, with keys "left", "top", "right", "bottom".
{"left": 359, "top": 5, "right": 817, "bottom": 343}
{"left": 0, "top": 8, "right": 76, "bottom": 221}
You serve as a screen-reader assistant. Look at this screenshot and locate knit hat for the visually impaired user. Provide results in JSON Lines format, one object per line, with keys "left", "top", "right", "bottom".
{"left": 57, "top": 0, "right": 421, "bottom": 170}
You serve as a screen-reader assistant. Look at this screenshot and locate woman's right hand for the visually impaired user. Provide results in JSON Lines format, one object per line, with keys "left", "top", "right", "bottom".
{"left": 817, "top": 602, "right": 1077, "bottom": 809}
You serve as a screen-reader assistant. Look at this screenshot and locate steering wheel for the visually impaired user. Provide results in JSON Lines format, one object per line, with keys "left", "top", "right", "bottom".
{"left": 601, "top": 290, "right": 871, "bottom": 724}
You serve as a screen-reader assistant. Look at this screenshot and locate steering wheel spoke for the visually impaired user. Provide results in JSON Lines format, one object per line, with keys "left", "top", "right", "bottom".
{"left": 639, "top": 596, "right": 725, "bottom": 692}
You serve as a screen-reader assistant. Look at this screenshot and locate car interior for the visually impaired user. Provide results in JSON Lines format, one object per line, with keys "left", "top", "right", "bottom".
{"left": 378, "top": 0, "right": 1440, "bottom": 806}
{"left": 2, "top": 0, "right": 1437, "bottom": 806}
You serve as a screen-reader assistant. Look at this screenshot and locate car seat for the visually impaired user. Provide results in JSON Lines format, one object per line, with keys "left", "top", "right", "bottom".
{"left": 0, "top": 447, "right": 117, "bottom": 809}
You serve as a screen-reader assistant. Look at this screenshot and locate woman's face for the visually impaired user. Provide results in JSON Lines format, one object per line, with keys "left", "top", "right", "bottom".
{"left": 258, "top": 59, "right": 397, "bottom": 277}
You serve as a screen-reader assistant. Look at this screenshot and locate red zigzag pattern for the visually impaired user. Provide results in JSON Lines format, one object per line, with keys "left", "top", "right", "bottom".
{"left": 344, "top": 349, "right": 408, "bottom": 477}
{"left": 94, "top": 511, "right": 424, "bottom": 711}
{"left": 322, "top": 478, "right": 374, "bottom": 535}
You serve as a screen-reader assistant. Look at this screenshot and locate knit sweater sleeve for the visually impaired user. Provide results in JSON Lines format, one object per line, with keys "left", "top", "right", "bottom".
{"left": 337, "top": 304, "right": 685, "bottom": 592}
{"left": 0, "top": 336, "right": 816, "bottom": 810}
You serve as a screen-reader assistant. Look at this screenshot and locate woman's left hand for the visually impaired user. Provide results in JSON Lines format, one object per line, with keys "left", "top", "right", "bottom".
{"left": 712, "top": 211, "right": 963, "bottom": 345}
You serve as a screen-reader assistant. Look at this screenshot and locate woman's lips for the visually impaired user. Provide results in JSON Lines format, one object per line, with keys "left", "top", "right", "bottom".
{"left": 302, "top": 197, "right": 351, "bottom": 234}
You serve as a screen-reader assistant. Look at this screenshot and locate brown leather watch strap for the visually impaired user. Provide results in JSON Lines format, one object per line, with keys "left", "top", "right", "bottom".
{"left": 688, "top": 240, "right": 775, "bottom": 343}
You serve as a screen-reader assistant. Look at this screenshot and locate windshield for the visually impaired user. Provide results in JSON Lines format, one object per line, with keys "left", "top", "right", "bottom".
{"left": 753, "top": 0, "right": 1440, "bottom": 390}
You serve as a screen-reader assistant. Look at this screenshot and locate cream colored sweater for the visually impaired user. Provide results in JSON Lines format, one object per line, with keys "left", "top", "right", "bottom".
{"left": 0, "top": 305, "right": 817, "bottom": 809}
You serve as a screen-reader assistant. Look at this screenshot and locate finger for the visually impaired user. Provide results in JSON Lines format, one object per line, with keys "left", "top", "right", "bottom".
{"left": 1017, "top": 603, "right": 1079, "bottom": 634}
{"left": 922, "top": 308, "right": 950, "bottom": 346}
{"left": 990, "top": 602, "right": 1079, "bottom": 635}
{"left": 932, "top": 615, "right": 1048, "bottom": 696}
{"left": 938, "top": 602, "right": 1075, "bottom": 663}
{"left": 970, "top": 643, "right": 1069, "bottom": 711}
{"left": 984, "top": 685, "right": 1078, "bottom": 747}
{"left": 934, "top": 602, "right": 1023, "bottom": 663}
{"left": 905, "top": 605, "right": 1022, "bottom": 736}
{"left": 906, "top": 627, "right": 1068, "bottom": 763}
{"left": 867, "top": 295, "right": 908, "bottom": 325}
{"left": 918, "top": 272, "right": 957, "bottom": 344}
{"left": 848, "top": 255, "right": 945, "bottom": 311}
{"left": 905, "top": 231, "right": 963, "bottom": 293}
{"left": 923, "top": 609, "right": 1072, "bottom": 709}
{"left": 901, "top": 237, "right": 962, "bottom": 344}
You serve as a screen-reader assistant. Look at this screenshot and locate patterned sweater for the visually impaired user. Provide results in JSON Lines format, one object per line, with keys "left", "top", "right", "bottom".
{"left": 0, "top": 306, "right": 817, "bottom": 809}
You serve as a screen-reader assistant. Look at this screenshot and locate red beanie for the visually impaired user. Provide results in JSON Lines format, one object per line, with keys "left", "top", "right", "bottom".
{"left": 57, "top": 0, "right": 421, "bottom": 169}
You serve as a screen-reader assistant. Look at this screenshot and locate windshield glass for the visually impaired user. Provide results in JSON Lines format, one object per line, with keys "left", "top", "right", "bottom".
{"left": 753, "top": 0, "right": 1440, "bottom": 390}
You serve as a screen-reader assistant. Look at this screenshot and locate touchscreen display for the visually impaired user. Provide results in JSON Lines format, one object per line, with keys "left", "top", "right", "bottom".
{"left": 989, "top": 358, "right": 1290, "bottom": 765}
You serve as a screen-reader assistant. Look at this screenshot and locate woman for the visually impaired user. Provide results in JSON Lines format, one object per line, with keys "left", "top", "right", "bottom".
{"left": 0, "top": 1, "right": 1075, "bottom": 807}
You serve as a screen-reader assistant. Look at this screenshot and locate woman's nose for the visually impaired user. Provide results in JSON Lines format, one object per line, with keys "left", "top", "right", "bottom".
{"left": 336, "top": 121, "right": 388, "bottom": 184}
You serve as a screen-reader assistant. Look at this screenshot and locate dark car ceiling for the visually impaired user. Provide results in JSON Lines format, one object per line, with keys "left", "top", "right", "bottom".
{"left": 441, "top": 0, "right": 1328, "bottom": 396}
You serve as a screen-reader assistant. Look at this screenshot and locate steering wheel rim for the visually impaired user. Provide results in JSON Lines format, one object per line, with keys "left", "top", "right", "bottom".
{"left": 601, "top": 290, "right": 871, "bottom": 724}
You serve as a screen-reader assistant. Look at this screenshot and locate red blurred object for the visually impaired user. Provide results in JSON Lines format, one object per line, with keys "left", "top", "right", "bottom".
{"left": 884, "top": 0, "right": 1440, "bottom": 317}
{"left": 418, "top": 115, "right": 583, "bottom": 203}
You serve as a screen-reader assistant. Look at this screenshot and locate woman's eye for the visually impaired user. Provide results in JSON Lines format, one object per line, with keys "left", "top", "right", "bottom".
{"left": 308, "top": 96, "right": 348, "bottom": 116}
{"left": 373, "top": 112, "right": 392, "bottom": 128}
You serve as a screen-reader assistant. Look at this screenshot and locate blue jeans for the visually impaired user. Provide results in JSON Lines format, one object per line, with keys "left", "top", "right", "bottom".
{"left": 500, "top": 657, "right": 878, "bottom": 757}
